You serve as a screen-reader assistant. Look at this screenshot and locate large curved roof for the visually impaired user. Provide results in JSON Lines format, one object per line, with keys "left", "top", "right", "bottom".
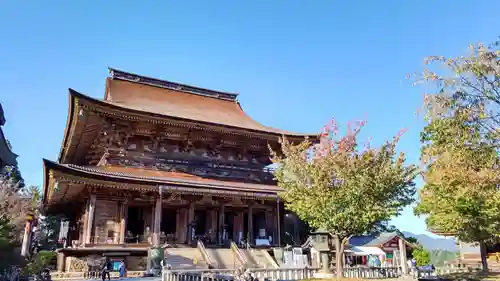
{"left": 105, "top": 68, "right": 317, "bottom": 137}
{"left": 57, "top": 69, "right": 319, "bottom": 164}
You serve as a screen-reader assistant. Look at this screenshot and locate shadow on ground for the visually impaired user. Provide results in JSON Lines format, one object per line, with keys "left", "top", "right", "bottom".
{"left": 437, "top": 271, "right": 500, "bottom": 281}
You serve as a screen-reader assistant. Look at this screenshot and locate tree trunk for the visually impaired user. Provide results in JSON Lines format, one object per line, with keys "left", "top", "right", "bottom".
{"left": 479, "top": 240, "right": 489, "bottom": 271}
{"left": 334, "top": 235, "right": 344, "bottom": 278}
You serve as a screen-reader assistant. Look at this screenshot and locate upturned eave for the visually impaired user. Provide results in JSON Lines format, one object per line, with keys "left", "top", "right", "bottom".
{"left": 58, "top": 89, "right": 319, "bottom": 164}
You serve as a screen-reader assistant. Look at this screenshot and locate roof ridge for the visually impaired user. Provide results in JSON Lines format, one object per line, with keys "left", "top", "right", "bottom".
{"left": 108, "top": 67, "right": 239, "bottom": 101}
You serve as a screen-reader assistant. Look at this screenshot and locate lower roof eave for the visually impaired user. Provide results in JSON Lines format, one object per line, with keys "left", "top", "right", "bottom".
{"left": 43, "top": 159, "right": 282, "bottom": 207}
{"left": 56, "top": 247, "right": 148, "bottom": 254}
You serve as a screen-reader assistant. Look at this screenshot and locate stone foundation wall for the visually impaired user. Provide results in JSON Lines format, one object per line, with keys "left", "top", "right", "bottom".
{"left": 65, "top": 256, "right": 88, "bottom": 272}
{"left": 126, "top": 256, "right": 147, "bottom": 271}
{"left": 61, "top": 254, "right": 147, "bottom": 272}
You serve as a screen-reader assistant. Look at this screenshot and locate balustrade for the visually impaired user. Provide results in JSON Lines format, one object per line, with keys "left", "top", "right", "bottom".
{"left": 163, "top": 268, "right": 317, "bottom": 281}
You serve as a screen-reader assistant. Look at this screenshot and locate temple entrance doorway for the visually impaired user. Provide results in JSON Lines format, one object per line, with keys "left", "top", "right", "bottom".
{"left": 224, "top": 212, "right": 235, "bottom": 241}
{"left": 126, "top": 206, "right": 144, "bottom": 243}
{"left": 161, "top": 208, "right": 177, "bottom": 242}
{"left": 244, "top": 212, "right": 267, "bottom": 244}
{"left": 254, "top": 212, "right": 266, "bottom": 240}
{"left": 194, "top": 210, "right": 207, "bottom": 236}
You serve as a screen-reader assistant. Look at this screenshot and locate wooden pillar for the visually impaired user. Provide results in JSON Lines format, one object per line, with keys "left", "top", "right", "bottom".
{"left": 218, "top": 205, "right": 225, "bottom": 245}
{"left": 399, "top": 237, "right": 408, "bottom": 274}
{"left": 150, "top": 205, "right": 155, "bottom": 238}
{"left": 248, "top": 206, "right": 254, "bottom": 244}
{"left": 84, "top": 194, "right": 96, "bottom": 244}
{"left": 236, "top": 212, "right": 244, "bottom": 243}
{"left": 119, "top": 200, "right": 127, "bottom": 244}
{"left": 187, "top": 202, "right": 195, "bottom": 244}
{"left": 175, "top": 209, "right": 183, "bottom": 243}
{"left": 153, "top": 196, "right": 162, "bottom": 246}
{"left": 265, "top": 210, "right": 273, "bottom": 243}
{"left": 210, "top": 209, "right": 217, "bottom": 242}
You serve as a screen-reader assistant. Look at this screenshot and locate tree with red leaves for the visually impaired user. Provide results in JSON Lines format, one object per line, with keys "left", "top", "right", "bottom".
{"left": 272, "top": 118, "right": 417, "bottom": 276}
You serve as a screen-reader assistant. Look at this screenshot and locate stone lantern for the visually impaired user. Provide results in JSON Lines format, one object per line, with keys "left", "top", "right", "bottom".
{"left": 310, "top": 228, "right": 333, "bottom": 277}
{"left": 148, "top": 247, "right": 164, "bottom": 276}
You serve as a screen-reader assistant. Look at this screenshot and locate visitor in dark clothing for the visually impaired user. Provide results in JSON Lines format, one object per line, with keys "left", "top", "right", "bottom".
{"left": 101, "top": 259, "right": 111, "bottom": 281}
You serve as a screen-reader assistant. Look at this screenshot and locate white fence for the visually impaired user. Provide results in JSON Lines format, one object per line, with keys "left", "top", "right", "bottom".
{"left": 162, "top": 267, "right": 404, "bottom": 281}
{"left": 343, "top": 267, "right": 401, "bottom": 279}
{"left": 162, "top": 265, "right": 485, "bottom": 281}
{"left": 162, "top": 268, "right": 317, "bottom": 281}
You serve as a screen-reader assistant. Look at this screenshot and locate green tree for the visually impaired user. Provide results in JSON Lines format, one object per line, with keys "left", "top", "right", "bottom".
{"left": 272, "top": 119, "right": 417, "bottom": 276}
{"left": 32, "top": 214, "right": 62, "bottom": 251}
{"left": 0, "top": 165, "right": 41, "bottom": 271}
{"left": 415, "top": 39, "right": 499, "bottom": 145}
{"left": 0, "top": 216, "right": 19, "bottom": 271}
{"left": 413, "top": 39, "right": 500, "bottom": 271}
{"left": 0, "top": 179, "right": 33, "bottom": 271}
{"left": 412, "top": 246, "right": 431, "bottom": 266}
{"left": 23, "top": 251, "right": 57, "bottom": 278}
{"left": 415, "top": 113, "right": 499, "bottom": 271}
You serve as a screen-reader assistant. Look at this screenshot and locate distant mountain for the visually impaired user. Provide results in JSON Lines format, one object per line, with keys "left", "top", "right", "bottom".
{"left": 402, "top": 231, "right": 459, "bottom": 252}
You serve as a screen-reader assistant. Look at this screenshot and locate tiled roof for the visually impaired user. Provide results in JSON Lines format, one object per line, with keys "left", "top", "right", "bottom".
{"left": 104, "top": 69, "right": 317, "bottom": 137}
{"left": 44, "top": 159, "right": 282, "bottom": 194}
{"left": 348, "top": 232, "right": 399, "bottom": 247}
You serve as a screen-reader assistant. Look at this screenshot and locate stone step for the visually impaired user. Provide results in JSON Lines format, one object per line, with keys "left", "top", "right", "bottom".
{"left": 206, "top": 248, "right": 242, "bottom": 269}
{"left": 240, "top": 249, "right": 277, "bottom": 268}
{"left": 164, "top": 247, "right": 208, "bottom": 269}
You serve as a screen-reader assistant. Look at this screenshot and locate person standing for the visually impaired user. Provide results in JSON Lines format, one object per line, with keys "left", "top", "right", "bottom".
{"left": 118, "top": 260, "right": 126, "bottom": 279}
{"left": 406, "top": 259, "right": 412, "bottom": 275}
{"left": 101, "top": 258, "right": 111, "bottom": 281}
{"left": 410, "top": 258, "right": 417, "bottom": 277}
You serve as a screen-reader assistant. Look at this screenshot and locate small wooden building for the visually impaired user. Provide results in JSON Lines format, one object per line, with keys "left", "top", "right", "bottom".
{"left": 347, "top": 232, "right": 416, "bottom": 268}
{"left": 43, "top": 68, "right": 317, "bottom": 272}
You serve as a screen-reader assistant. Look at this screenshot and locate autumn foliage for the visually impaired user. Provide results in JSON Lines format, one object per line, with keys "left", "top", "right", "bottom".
{"left": 413, "top": 39, "right": 500, "bottom": 271}
{"left": 272, "top": 118, "right": 417, "bottom": 276}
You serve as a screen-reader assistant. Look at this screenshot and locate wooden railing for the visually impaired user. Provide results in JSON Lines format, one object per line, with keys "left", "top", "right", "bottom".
{"left": 163, "top": 268, "right": 317, "bottom": 281}
{"left": 197, "top": 240, "right": 217, "bottom": 269}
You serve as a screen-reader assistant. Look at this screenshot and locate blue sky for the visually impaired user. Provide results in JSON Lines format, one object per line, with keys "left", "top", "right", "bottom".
{"left": 0, "top": 1, "right": 498, "bottom": 236}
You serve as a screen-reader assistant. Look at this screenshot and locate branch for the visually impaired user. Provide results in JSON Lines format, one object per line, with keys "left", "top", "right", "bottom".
{"left": 342, "top": 234, "right": 354, "bottom": 245}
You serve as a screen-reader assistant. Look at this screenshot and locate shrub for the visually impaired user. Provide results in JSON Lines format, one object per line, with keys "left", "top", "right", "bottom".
{"left": 22, "top": 251, "right": 56, "bottom": 277}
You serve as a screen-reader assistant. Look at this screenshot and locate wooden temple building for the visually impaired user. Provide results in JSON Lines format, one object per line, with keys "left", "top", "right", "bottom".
{"left": 43, "top": 68, "right": 317, "bottom": 272}
{"left": 0, "top": 103, "right": 17, "bottom": 169}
